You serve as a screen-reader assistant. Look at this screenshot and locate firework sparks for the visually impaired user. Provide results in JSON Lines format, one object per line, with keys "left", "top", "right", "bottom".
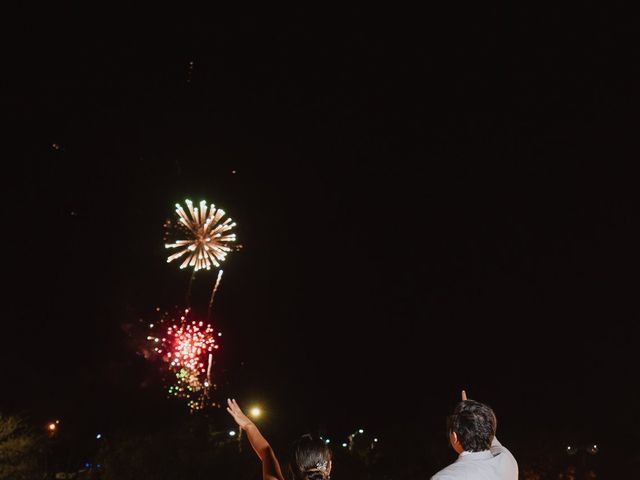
{"left": 165, "top": 199, "right": 237, "bottom": 272}
{"left": 145, "top": 307, "right": 220, "bottom": 411}
{"left": 166, "top": 319, "right": 218, "bottom": 372}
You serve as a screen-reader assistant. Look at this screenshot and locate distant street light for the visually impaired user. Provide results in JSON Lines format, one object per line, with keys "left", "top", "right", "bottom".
{"left": 566, "top": 443, "right": 599, "bottom": 471}
{"left": 249, "top": 407, "right": 262, "bottom": 419}
{"left": 566, "top": 444, "right": 599, "bottom": 456}
{"left": 46, "top": 421, "right": 59, "bottom": 440}
{"left": 229, "top": 430, "right": 236, "bottom": 437}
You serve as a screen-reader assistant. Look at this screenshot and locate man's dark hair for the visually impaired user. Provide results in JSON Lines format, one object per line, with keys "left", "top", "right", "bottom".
{"left": 447, "top": 399, "right": 497, "bottom": 452}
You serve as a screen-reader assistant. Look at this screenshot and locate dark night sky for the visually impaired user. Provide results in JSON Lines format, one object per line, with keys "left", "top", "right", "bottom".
{"left": 2, "top": 4, "right": 639, "bottom": 472}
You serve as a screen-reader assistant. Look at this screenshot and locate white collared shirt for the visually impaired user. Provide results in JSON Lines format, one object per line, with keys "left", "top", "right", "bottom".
{"left": 431, "top": 438, "right": 518, "bottom": 480}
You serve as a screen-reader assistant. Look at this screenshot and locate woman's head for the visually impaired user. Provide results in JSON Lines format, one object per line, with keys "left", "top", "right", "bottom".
{"left": 286, "top": 434, "right": 333, "bottom": 480}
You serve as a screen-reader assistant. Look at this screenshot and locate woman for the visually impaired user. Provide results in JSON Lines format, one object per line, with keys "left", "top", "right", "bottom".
{"left": 226, "top": 398, "right": 333, "bottom": 480}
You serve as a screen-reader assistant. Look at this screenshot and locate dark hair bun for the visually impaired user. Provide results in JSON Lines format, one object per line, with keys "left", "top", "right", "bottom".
{"left": 287, "top": 433, "right": 332, "bottom": 480}
{"left": 304, "top": 473, "right": 326, "bottom": 480}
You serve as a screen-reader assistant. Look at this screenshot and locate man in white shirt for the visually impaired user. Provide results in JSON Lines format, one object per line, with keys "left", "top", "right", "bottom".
{"left": 431, "top": 390, "right": 518, "bottom": 480}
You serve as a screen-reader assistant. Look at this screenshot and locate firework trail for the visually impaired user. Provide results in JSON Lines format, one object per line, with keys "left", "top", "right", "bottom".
{"left": 207, "top": 269, "right": 224, "bottom": 320}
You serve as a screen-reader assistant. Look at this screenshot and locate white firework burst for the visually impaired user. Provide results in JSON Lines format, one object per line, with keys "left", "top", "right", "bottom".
{"left": 165, "top": 199, "right": 237, "bottom": 271}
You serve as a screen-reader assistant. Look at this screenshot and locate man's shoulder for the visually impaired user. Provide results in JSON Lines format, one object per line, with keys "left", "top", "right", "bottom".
{"left": 431, "top": 473, "right": 457, "bottom": 480}
{"left": 430, "top": 462, "right": 464, "bottom": 480}
{"left": 431, "top": 450, "right": 518, "bottom": 480}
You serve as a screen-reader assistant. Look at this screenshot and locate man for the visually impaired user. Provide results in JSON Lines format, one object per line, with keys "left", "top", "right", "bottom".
{"left": 431, "top": 390, "right": 518, "bottom": 480}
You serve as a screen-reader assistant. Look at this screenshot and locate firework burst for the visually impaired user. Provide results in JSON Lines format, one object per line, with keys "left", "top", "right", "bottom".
{"left": 146, "top": 307, "right": 220, "bottom": 411}
{"left": 165, "top": 199, "right": 237, "bottom": 272}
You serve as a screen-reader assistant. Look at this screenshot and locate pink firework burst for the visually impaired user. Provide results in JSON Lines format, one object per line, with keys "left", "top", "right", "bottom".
{"left": 146, "top": 307, "right": 220, "bottom": 410}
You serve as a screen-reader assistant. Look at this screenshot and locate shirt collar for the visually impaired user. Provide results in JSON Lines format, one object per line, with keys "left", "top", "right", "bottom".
{"left": 457, "top": 450, "right": 494, "bottom": 461}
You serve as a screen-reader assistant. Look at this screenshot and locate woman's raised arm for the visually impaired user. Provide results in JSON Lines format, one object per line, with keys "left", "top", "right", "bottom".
{"left": 226, "top": 398, "right": 284, "bottom": 480}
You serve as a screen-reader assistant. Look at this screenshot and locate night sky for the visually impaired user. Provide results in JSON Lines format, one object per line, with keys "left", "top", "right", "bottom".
{"left": 2, "top": 4, "right": 639, "bottom": 475}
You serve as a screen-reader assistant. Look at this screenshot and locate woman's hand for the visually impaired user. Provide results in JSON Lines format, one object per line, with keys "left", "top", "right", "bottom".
{"left": 226, "top": 398, "right": 254, "bottom": 430}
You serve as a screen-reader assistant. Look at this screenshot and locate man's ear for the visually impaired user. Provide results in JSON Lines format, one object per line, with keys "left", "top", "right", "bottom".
{"left": 327, "top": 460, "right": 332, "bottom": 475}
{"left": 449, "top": 431, "right": 463, "bottom": 453}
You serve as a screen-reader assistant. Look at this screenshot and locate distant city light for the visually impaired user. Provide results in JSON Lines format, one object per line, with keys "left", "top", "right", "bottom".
{"left": 325, "top": 439, "right": 330, "bottom": 444}
{"left": 48, "top": 423, "right": 56, "bottom": 431}
{"left": 358, "top": 429, "right": 364, "bottom": 434}
{"left": 342, "top": 443, "right": 347, "bottom": 448}
{"left": 229, "top": 430, "right": 236, "bottom": 437}
{"left": 96, "top": 434, "right": 102, "bottom": 440}
{"left": 566, "top": 445, "right": 578, "bottom": 455}
{"left": 374, "top": 438, "right": 378, "bottom": 442}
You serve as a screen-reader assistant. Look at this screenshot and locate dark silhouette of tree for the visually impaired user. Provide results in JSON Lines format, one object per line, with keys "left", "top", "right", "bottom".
{"left": 0, "top": 414, "right": 40, "bottom": 480}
